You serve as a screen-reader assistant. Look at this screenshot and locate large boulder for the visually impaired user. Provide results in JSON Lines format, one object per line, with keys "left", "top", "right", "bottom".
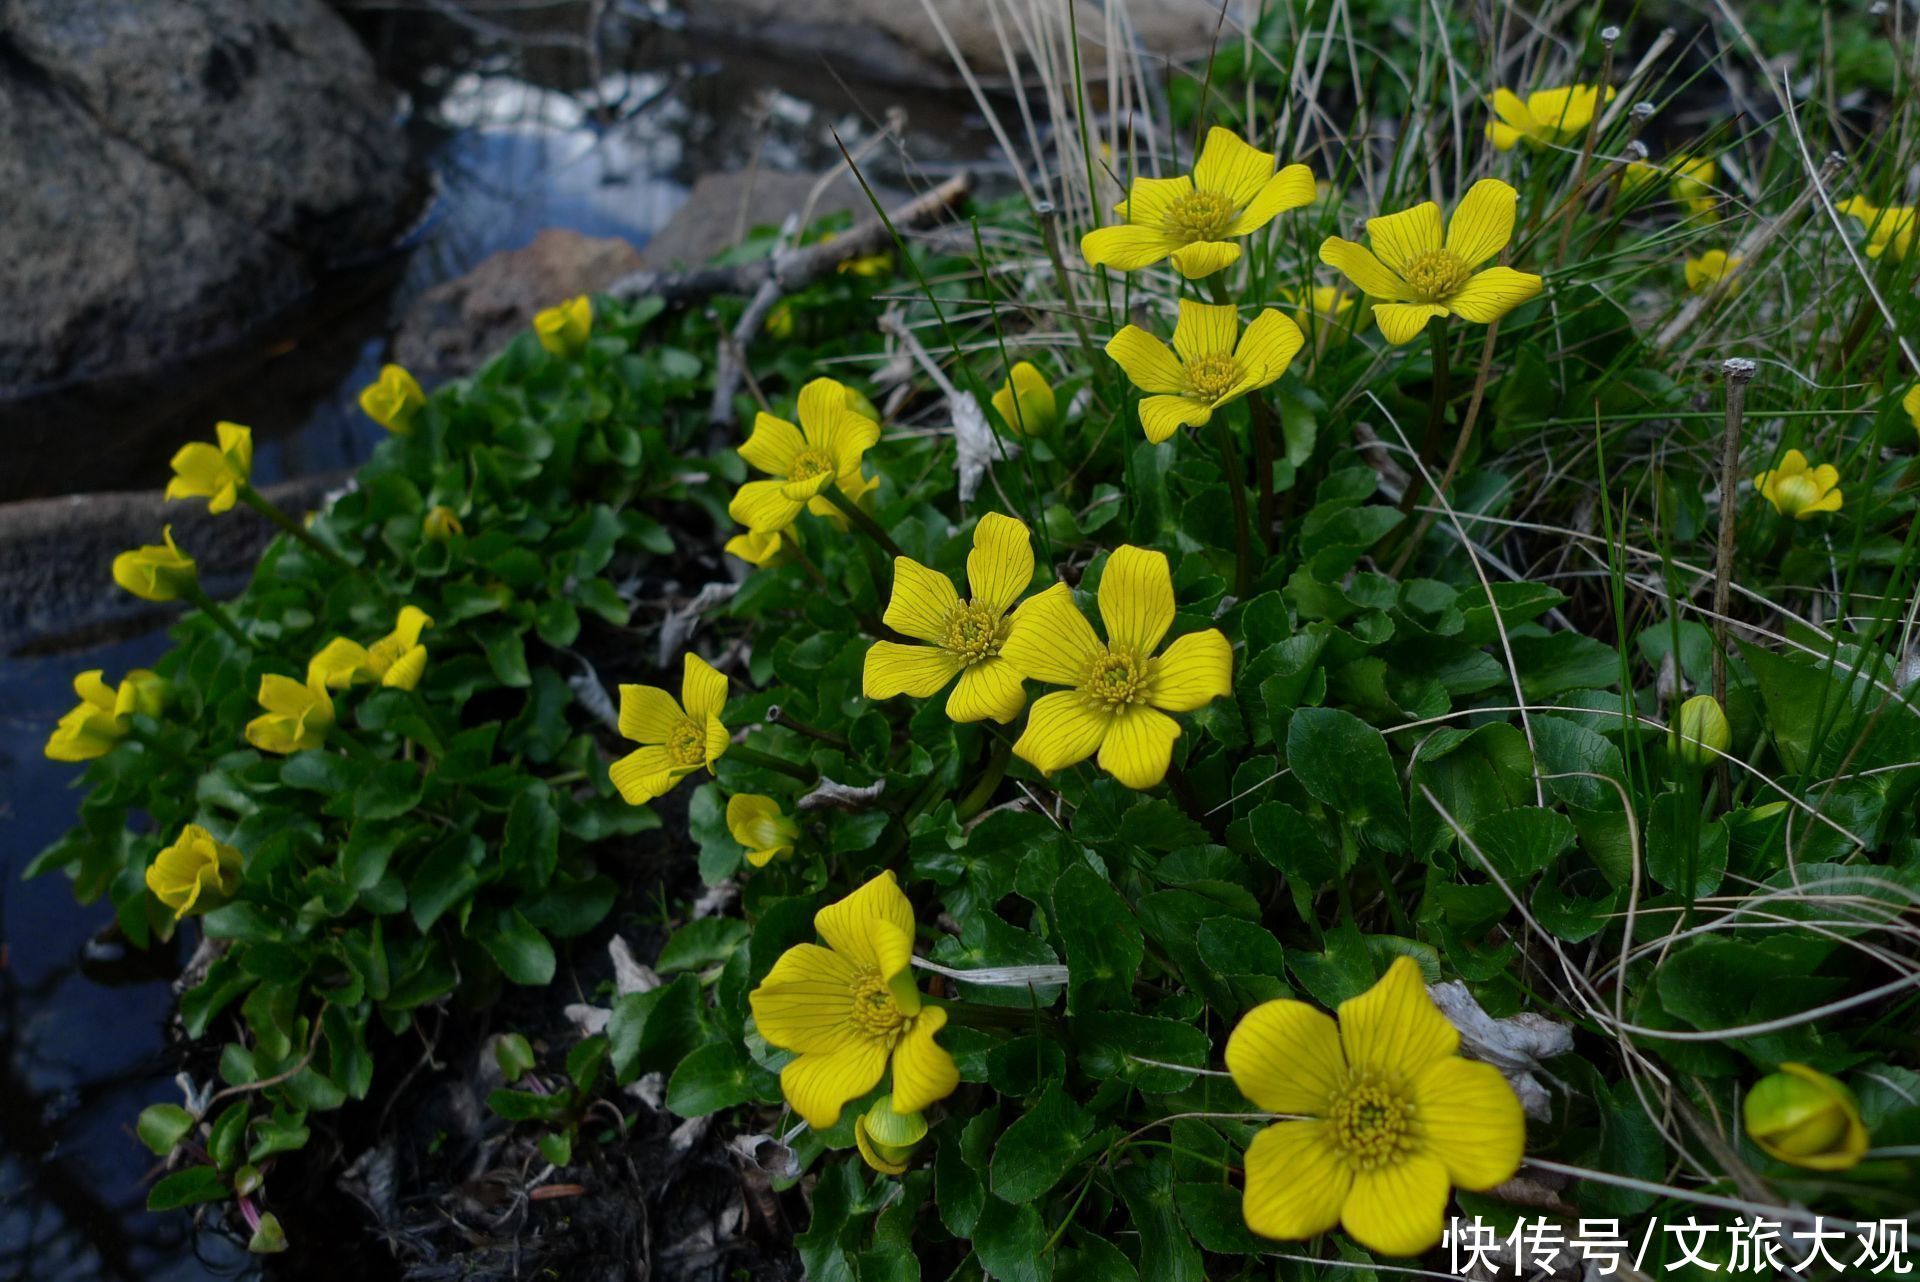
{"left": 0, "top": 0, "right": 418, "bottom": 399}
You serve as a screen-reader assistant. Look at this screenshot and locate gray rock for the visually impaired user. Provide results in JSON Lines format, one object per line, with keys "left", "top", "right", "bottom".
{"left": 0, "top": 0, "right": 416, "bottom": 397}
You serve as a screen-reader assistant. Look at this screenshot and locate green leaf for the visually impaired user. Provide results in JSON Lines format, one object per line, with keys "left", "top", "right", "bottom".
{"left": 1247, "top": 800, "right": 1338, "bottom": 885}
{"left": 655, "top": 918, "right": 751, "bottom": 974}
{"left": 137, "top": 1104, "right": 195, "bottom": 1156}
{"left": 1114, "top": 1161, "right": 1203, "bottom": 1282}
{"left": 973, "top": 1197, "right": 1053, "bottom": 1282}
{"left": 484, "top": 910, "right": 556, "bottom": 985}
{"left": 665, "top": 1040, "right": 770, "bottom": 1117}
{"left": 990, "top": 1083, "right": 1093, "bottom": 1204}
{"left": 353, "top": 760, "right": 426, "bottom": 821}
{"left": 1054, "top": 865, "right": 1143, "bottom": 1015}
{"left": 502, "top": 784, "right": 560, "bottom": 889}
{"left": 409, "top": 832, "right": 483, "bottom": 932}
{"left": 147, "top": 1165, "right": 228, "bottom": 1211}
{"left": 1466, "top": 807, "right": 1575, "bottom": 881}
{"left": 1286, "top": 707, "right": 1408, "bottom": 851}
{"left": 472, "top": 619, "right": 532, "bottom": 687}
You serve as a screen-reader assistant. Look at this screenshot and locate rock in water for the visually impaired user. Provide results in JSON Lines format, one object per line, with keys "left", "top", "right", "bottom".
{"left": 0, "top": 0, "right": 417, "bottom": 398}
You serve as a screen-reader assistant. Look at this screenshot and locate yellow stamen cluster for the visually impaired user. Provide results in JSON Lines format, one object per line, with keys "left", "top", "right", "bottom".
{"left": 1186, "top": 353, "right": 1241, "bottom": 402}
{"left": 1328, "top": 1073, "right": 1418, "bottom": 1170}
{"left": 1083, "top": 650, "right": 1148, "bottom": 709}
{"left": 1165, "top": 190, "right": 1236, "bottom": 241}
{"left": 667, "top": 719, "right": 709, "bottom": 766}
{"left": 943, "top": 602, "right": 1007, "bottom": 663}
{"left": 1401, "top": 249, "right": 1471, "bottom": 300}
{"left": 849, "top": 969, "right": 909, "bottom": 1037}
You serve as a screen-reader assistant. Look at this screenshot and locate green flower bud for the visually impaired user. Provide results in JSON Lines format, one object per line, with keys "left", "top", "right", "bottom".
{"left": 1743, "top": 1063, "right": 1868, "bottom": 1170}
{"left": 1669, "top": 694, "right": 1730, "bottom": 767}
{"left": 854, "top": 1094, "right": 928, "bottom": 1176}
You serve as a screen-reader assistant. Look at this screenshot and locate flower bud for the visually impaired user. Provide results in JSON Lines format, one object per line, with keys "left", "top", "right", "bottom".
{"left": 727, "top": 793, "right": 800, "bottom": 868}
{"left": 359, "top": 364, "right": 426, "bottom": 435}
{"left": 422, "top": 505, "right": 464, "bottom": 542}
{"left": 854, "top": 1095, "right": 928, "bottom": 1175}
{"left": 533, "top": 295, "right": 593, "bottom": 358}
{"left": 112, "top": 526, "right": 199, "bottom": 602}
{"left": 1743, "top": 1063, "right": 1868, "bottom": 1170}
{"left": 146, "top": 824, "right": 244, "bottom": 920}
{"left": 991, "top": 361, "right": 1059, "bottom": 438}
{"left": 1669, "top": 694, "right": 1730, "bottom": 767}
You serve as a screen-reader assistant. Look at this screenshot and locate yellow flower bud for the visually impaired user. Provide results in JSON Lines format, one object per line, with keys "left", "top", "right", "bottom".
{"left": 854, "top": 1095, "right": 928, "bottom": 1175}
{"left": 114, "top": 669, "right": 170, "bottom": 721}
{"left": 1743, "top": 1063, "right": 1868, "bottom": 1171}
{"left": 422, "top": 505, "right": 464, "bottom": 542}
{"left": 991, "top": 361, "right": 1059, "bottom": 438}
{"left": 165, "top": 422, "right": 253, "bottom": 514}
{"left": 1669, "top": 694, "right": 1730, "bottom": 767}
{"left": 146, "top": 824, "right": 244, "bottom": 920}
{"left": 359, "top": 364, "right": 426, "bottom": 435}
{"left": 533, "top": 295, "right": 593, "bottom": 357}
{"left": 723, "top": 529, "right": 793, "bottom": 569}
{"left": 726, "top": 793, "right": 800, "bottom": 867}
{"left": 112, "top": 526, "right": 198, "bottom": 602}
{"left": 244, "top": 671, "right": 335, "bottom": 755}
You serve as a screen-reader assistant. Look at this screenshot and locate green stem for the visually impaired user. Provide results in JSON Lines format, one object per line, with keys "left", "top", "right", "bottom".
{"left": 240, "top": 486, "right": 354, "bottom": 573}
{"left": 1249, "top": 392, "right": 1280, "bottom": 547}
{"left": 1208, "top": 415, "right": 1254, "bottom": 598}
{"left": 791, "top": 533, "right": 891, "bottom": 640}
{"left": 727, "top": 742, "right": 818, "bottom": 783}
{"left": 955, "top": 737, "right": 1013, "bottom": 822}
{"left": 936, "top": 999, "right": 1060, "bottom": 1037}
{"left": 180, "top": 583, "right": 251, "bottom": 650}
{"left": 1397, "top": 316, "right": 1453, "bottom": 517}
{"left": 767, "top": 706, "right": 850, "bottom": 750}
{"left": 823, "top": 487, "right": 906, "bottom": 561}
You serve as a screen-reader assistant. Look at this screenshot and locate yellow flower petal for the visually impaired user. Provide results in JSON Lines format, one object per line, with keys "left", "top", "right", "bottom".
{"left": 1486, "top": 121, "right": 1525, "bottom": 151}
{"left": 1488, "top": 89, "right": 1535, "bottom": 141}
{"left": 1226, "top": 163, "right": 1317, "bottom": 236}
{"left": 728, "top": 793, "right": 798, "bottom": 868}
{"left": 1318, "top": 237, "right": 1409, "bottom": 301}
{"left": 729, "top": 478, "right": 807, "bottom": 534}
{"left": 1095, "top": 703, "right": 1182, "bottom": 789}
{"left": 1002, "top": 583, "right": 1103, "bottom": 686}
{"left": 704, "top": 715, "right": 730, "bottom": 770}
{"left": 946, "top": 656, "right": 1027, "bottom": 724}
{"left": 749, "top": 943, "right": 861, "bottom": 1053}
{"left": 1192, "top": 127, "right": 1277, "bottom": 207}
{"left": 1363, "top": 202, "right": 1445, "bottom": 272}
{"left": 1226, "top": 999, "right": 1346, "bottom": 1115}
{"left": 779, "top": 1038, "right": 892, "bottom": 1130}
{"left": 966, "top": 512, "right": 1034, "bottom": 617}
{"left": 680, "top": 653, "right": 729, "bottom": 723}
{"left": 1081, "top": 224, "right": 1182, "bottom": 271}
{"left": 815, "top": 871, "right": 917, "bottom": 976}
{"left": 1341, "top": 1154, "right": 1451, "bottom": 1256}
{"left": 1111, "top": 175, "right": 1195, "bottom": 226}
{"left": 991, "top": 362, "right": 1057, "bottom": 438}
{"left": 1149, "top": 629, "right": 1233, "bottom": 712}
{"left": 1012, "top": 689, "right": 1110, "bottom": 775}
{"left": 1105, "top": 325, "right": 1189, "bottom": 394}
{"left": 1412, "top": 1056, "right": 1526, "bottom": 1190}
{"left": 1233, "top": 309, "right": 1305, "bottom": 380}
{"left": 739, "top": 412, "right": 807, "bottom": 478}
{"left": 1445, "top": 178, "right": 1519, "bottom": 270}
{"left": 1445, "top": 267, "right": 1543, "bottom": 323}
{"left": 1372, "top": 302, "right": 1452, "bottom": 346}
{"left": 883, "top": 557, "right": 960, "bottom": 643}
{"left": 618, "top": 684, "right": 684, "bottom": 745}
{"left": 74, "top": 670, "right": 116, "bottom": 711}
{"left": 380, "top": 645, "right": 428, "bottom": 691}
{"left": 863, "top": 641, "right": 963, "bottom": 700}
{"left": 1172, "top": 299, "right": 1240, "bottom": 364}
{"left": 1139, "top": 395, "right": 1215, "bottom": 444}
{"left": 1338, "top": 956, "right": 1459, "bottom": 1081}
{"left": 1097, "top": 545, "right": 1176, "bottom": 656}
{"left": 890, "top": 1005, "right": 959, "bottom": 1113}
{"left": 1168, "top": 240, "right": 1243, "bottom": 279}
{"left": 609, "top": 745, "right": 679, "bottom": 804}
{"left": 1241, "top": 1121, "right": 1352, "bottom": 1241}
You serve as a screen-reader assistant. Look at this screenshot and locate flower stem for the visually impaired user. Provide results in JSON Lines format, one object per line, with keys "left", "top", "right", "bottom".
{"left": 955, "top": 736, "right": 1012, "bottom": 822}
{"left": 766, "top": 706, "right": 850, "bottom": 750}
{"left": 823, "top": 487, "right": 906, "bottom": 561}
{"left": 1397, "top": 315, "right": 1453, "bottom": 517}
{"left": 727, "top": 742, "right": 818, "bottom": 783}
{"left": 240, "top": 485, "right": 353, "bottom": 573}
{"left": 1208, "top": 415, "right": 1255, "bottom": 598}
{"left": 1711, "top": 359, "right": 1756, "bottom": 711}
{"left": 792, "top": 531, "right": 892, "bottom": 639}
{"left": 1249, "top": 392, "right": 1280, "bottom": 546}
{"left": 179, "top": 583, "right": 251, "bottom": 650}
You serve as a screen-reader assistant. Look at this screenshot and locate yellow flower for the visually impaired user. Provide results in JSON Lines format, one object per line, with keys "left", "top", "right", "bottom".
{"left": 1624, "top": 155, "right": 1718, "bottom": 218}
{"left": 1280, "top": 284, "right": 1369, "bottom": 336}
{"left": 422, "top": 505, "right": 464, "bottom": 542}
{"left": 1743, "top": 1063, "right": 1868, "bottom": 1171}
{"left": 1000, "top": 545, "right": 1232, "bottom": 789}
{"left": 1902, "top": 383, "right": 1920, "bottom": 436}
{"left": 1485, "top": 84, "right": 1615, "bottom": 150}
{"left": 611, "top": 652, "right": 730, "bottom": 805}
{"left": 1753, "top": 449, "right": 1842, "bottom": 520}
{"left": 44, "top": 669, "right": 168, "bottom": 762}
{"left": 165, "top": 422, "right": 253, "bottom": 514}
{"left": 1320, "top": 179, "right": 1544, "bottom": 345}
{"left": 358, "top": 365, "right": 426, "bottom": 435}
{"left": 838, "top": 252, "right": 893, "bottom": 277}
{"left": 112, "top": 526, "right": 199, "bottom": 602}
{"left": 1836, "top": 197, "right": 1916, "bottom": 261}
{"left": 747, "top": 871, "right": 958, "bottom": 1129}
{"left": 855, "top": 1095, "right": 928, "bottom": 1175}
{"left": 727, "top": 794, "right": 800, "bottom": 867}
{"left": 728, "top": 378, "right": 881, "bottom": 534}
{"left": 1226, "top": 956, "right": 1526, "bottom": 1256}
{"left": 244, "top": 660, "right": 337, "bottom": 755}
{"left": 863, "top": 512, "right": 1035, "bottom": 724}
{"left": 310, "top": 606, "right": 436, "bottom": 692}
{"left": 146, "top": 824, "right": 245, "bottom": 920}
{"left": 724, "top": 529, "right": 794, "bottom": 569}
{"left": 1684, "top": 249, "right": 1742, "bottom": 294}
{"left": 534, "top": 294, "right": 593, "bottom": 356}
{"left": 1082, "top": 127, "right": 1316, "bottom": 279}
{"left": 1105, "top": 300, "right": 1304, "bottom": 444}
{"left": 991, "top": 361, "right": 1058, "bottom": 438}
{"left": 1669, "top": 694, "right": 1731, "bottom": 768}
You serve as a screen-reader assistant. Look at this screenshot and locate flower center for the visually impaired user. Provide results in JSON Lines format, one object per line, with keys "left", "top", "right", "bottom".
{"left": 1082, "top": 649, "right": 1148, "bottom": 709}
{"left": 1186, "top": 353, "right": 1240, "bottom": 403}
{"left": 667, "top": 718, "right": 708, "bottom": 767}
{"left": 1328, "top": 1072, "right": 1418, "bottom": 1171}
{"left": 848, "top": 968, "right": 908, "bottom": 1038}
{"left": 789, "top": 448, "right": 836, "bottom": 481}
{"left": 1164, "top": 189, "right": 1236, "bottom": 242}
{"left": 1772, "top": 474, "right": 1819, "bottom": 515}
{"left": 943, "top": 601, "right": 1007, "bottom": 664}
{"left": 1401, "top": 248, "right": 1471, "bottom": 301}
